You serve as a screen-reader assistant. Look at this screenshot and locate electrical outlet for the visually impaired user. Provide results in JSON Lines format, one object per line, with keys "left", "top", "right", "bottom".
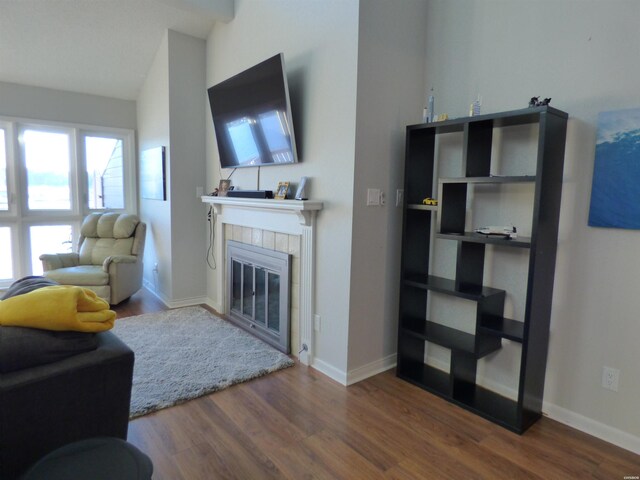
{"left": 602, "top": 366, "right": 620, "bottom": 391}
{"left": 153, "top": 262, "right": 159, "bottom": 273}
{"left": 396, "top": 189, "right": 404, "bottom": 207}
{"left": 314, "top": 314, "right": 321, "bottom": 332}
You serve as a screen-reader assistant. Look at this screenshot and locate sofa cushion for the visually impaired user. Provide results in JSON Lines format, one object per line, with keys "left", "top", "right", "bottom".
{"left": 0, "top": 276, "right": 98, "bottom": 373}
{"left": 0, "top": 327, "right": 98, "bottom": 373}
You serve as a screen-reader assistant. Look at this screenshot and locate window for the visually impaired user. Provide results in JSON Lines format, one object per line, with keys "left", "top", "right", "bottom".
{"left": 0, "top": 129, "right": 8, "bottom": 211}
{"left": 0, "top": 117, "right": 135, "bottom": 288}
{"left": 85, "top": 135, "right": 125, "bottom": 210}
{"left": 23, "top": 128, "right": 72, "bottom": 210}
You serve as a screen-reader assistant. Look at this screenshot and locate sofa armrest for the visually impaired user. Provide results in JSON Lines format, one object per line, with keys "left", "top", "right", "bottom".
{"left": 39, "top": 253, "right": 79, "bottom": 272}
{"left": 0, "top": 331, "right": 134, "bottom": 479}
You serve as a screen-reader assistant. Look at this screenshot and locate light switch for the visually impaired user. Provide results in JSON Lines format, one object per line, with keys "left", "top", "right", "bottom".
{"left": 367, "top": 188, "right": 381, "bottom": 206}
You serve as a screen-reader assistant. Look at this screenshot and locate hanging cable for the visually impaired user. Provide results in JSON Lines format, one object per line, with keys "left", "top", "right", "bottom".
{"left": 206, "top": 206, "right": 217, "bottom": 270}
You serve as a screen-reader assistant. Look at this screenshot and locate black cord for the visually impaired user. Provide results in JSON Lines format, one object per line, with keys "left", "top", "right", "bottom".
{"left": 226, "top": 168, "right": 237, "bottom": 181}
{"left": 206, "top": 206, "right": 217, "bottom": 269}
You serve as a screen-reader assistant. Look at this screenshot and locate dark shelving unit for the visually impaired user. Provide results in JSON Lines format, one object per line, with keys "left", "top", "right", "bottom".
{"left": 396, "top": 106, "right": 568, "bottom": 433}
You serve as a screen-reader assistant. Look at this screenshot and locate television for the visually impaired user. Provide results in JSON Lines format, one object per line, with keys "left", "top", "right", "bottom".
{"left": 207, "top": 53, "right": 299, "bottom": 169}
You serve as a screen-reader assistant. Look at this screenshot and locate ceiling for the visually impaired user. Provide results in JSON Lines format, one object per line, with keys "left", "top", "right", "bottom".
{"left": 0, "top": 0, "right": 234, "bottom": 100}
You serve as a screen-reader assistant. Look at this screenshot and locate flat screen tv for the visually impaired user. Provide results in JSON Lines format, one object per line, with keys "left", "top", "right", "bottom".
{"left": 207, "top": 53, "right": 299, "bottom": 169}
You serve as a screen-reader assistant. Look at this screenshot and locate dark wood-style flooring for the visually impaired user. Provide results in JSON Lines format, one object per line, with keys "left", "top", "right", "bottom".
{"left": 114, "top": 288, "right": 640, "bottom": 479}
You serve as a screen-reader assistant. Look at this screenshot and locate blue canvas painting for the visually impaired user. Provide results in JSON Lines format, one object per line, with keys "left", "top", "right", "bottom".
{"left": 588, "top": 107, "right": 640, "bottom": 229}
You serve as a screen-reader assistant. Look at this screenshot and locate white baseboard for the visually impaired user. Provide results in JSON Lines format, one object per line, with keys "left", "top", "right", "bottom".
{"left": 312, "top": 357, "right": 347, "bottom": 385}
{"left": 346, "top": 354, "right": 396, "bottom": 386}
{"left": 141, "top": 281, "right": 209, "bottom": 309}
{"left": 543, "top": 401, "right": 640, "bottom": 454}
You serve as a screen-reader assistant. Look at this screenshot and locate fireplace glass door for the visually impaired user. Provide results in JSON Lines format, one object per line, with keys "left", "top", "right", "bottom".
{"left": 227, "top": 241, "right": 290, "bottom": 353}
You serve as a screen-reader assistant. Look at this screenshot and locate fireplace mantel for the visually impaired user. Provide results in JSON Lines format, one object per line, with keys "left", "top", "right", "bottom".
{"left": 202, "top": 196, "right": 323, "bottom": 227}
{"left": 201, "top": 195, "right": 323, "bottom": 365}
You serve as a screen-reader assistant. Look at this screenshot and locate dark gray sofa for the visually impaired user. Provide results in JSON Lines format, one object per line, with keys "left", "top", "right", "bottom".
{"left": 0, "top": 278, "right": 134, "bottom": 479}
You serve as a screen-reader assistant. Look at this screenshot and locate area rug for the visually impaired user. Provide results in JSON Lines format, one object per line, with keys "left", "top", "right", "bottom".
{"left": 112, "top": 306, "right": 294, "bottom": 419}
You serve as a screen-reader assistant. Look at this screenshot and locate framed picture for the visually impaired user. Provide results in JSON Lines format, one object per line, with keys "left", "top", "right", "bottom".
{"left": 589, "top": 107, "right": 640, "bottom": 229}
{"left": 140, "top": 146, "right": 166, "bottom": 201}
{"left": 275, "top": 181, "right": 290, "bottom": 200}
{"left": 218, "top": 179, "right": 231, "bottom": 197}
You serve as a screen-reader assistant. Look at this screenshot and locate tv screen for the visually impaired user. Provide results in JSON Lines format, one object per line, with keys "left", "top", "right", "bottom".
{"left": 208, "top": 53, "right": 299, "bottom": 169}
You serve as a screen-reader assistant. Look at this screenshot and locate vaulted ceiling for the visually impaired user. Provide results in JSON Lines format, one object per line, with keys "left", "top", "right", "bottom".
{"left": 0, "top": 0, "right": 233, "bottom": 100}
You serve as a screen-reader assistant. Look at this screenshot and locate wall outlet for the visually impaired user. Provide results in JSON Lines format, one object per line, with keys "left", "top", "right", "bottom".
{"left": 396, "top": 189, "right": 404, "bottom": 207}
{"left": 602, "top": 366, "right": 620, "bottom": 391}
{"left": 153, "top": 262, "right": 159, "bottom": 273}
{"left": 314, "top": 314, "right": 321, "bottom": 332}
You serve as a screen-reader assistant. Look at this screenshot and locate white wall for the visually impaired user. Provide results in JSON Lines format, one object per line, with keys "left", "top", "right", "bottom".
{"left": 424, "top": 0, "right": 640, "bottom": 451}
{"left": 206, "top": 0, "right": 360, "bottom": 374}
{"left": 347, "top": 0, "right": 428, "bottom": 380}
{"left": 137, "top": 30, "right": 208, "bottom": 306}
{"left": 0, "top": 81, "right": 136, "bottom": 129}
{"left": 137, "top": 33, "right": 173, "bottom": 300}
{"left": 167, "top": 30, "right": 207, "bottom": 302}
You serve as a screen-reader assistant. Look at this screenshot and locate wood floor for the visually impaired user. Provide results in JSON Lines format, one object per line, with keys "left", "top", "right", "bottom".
{"left": 115, "top": 289, "right": 640, "bottom": 479}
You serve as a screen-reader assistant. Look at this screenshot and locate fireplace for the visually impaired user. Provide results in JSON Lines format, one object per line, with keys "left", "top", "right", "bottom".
{"left": 201, "top": 195, "right": 322, "bottom": 364}
{"left": 226, "top": 240, "right": 291, "bottom": 353}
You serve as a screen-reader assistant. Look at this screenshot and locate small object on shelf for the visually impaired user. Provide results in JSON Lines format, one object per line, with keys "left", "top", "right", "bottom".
{"left": 435, "top": 114, "right": 449, "bottom": 122}
{"left": 474, "top": 225, "right": 517, "bottom": 239}
{"left": 528, "top": 96, "right": 552, "bottom": 107}
{"left": 422, "top": 197, "right": 438, "bottom": 206}
{"left": 274, "top": 181, "right": 290, "bottom": 200}
{"left": 218, "top": 179, "right": 231, "bottom": 197}
{"left": 469, "top": 95, "right": 482, "bottom": 116}
{"left": 295, "top": 176, "right": 308, "bottom": 200}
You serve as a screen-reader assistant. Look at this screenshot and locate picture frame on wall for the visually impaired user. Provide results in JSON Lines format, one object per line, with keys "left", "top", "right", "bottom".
{"left": 140, "top": 146, "right": 166, "bottom": 201}
{"left": 275, "top": 181, "right": 290, "bottom": 200}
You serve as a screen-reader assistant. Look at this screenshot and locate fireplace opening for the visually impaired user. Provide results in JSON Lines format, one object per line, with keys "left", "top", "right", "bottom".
{"left": 226, "top": 240, "right": 291, "bottom": 353}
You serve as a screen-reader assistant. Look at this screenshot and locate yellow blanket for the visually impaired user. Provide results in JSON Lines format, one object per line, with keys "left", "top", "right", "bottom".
{"left": 0, "top": 286, "right": 115, "bottom": 332}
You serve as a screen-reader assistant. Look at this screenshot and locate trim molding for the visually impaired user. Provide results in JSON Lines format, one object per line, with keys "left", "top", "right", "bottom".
{"left": 346, "top": 354, "right": 396, "bottom": 386}
{"left": 543, "top": 401, "right": 640, "bottom": 454}
{"left": 312, "top": 358, "right": 347, "bottom": 386}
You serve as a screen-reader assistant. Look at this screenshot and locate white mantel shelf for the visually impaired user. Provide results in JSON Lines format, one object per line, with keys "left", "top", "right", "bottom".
{"left": 201, "top": 195, "right": 323, "bottom": 365}
{"left": 201, "top": 196, "right": 323, "bottom": 227}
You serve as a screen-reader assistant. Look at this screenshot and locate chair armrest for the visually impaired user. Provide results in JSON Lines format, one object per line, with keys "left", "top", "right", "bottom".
{"left": 102, "top": 255, "right": 137, "bottom": 272}
{"left": 39, "top": 253, "right": 80, "bottom": 272}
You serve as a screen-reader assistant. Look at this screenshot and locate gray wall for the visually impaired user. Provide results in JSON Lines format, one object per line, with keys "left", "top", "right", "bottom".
{"left": 137, "top": 30, "right": 207, "bottom": 305}
{"left": 206, "top": 0, "right": 360, "bottom": 375}
{"left": 423, "top": 0, "right": 640, "bottom": 451}
{"left": 0, "top": 81, "right": 136, "bottom": 129}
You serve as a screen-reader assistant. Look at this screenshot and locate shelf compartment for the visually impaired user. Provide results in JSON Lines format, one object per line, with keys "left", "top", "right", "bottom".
{"left": 440, "top": 175, "right": 536, "bottom": 184}
{"left": 396, "top": 360, "right": 451, "bottom": 397}
{"left": 479, "top": 316, "right": 524, "bottom": 342}
{"left": 406, "top": 204, "right": 437, "bottom": 211}
{"left": 402, "top": 315, "right": 501, "bottom": 358}
{"left": 403, "top": 274, "right": 505, "bottom": 301}
{"left": 451, "top": 384, "right": 523, "bottom": 433}
{"left": 436, "top": 232, "right": 531, "bottom": 248}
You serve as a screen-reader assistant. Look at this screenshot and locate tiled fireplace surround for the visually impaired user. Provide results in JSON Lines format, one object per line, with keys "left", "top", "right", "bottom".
{"left": 202, "top": 197, "right": 322, "bottom": 364}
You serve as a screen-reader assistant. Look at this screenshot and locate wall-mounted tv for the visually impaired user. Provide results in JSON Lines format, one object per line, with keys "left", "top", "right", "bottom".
{"left": 207, "top": 53, "right": 299, "bottom": 169}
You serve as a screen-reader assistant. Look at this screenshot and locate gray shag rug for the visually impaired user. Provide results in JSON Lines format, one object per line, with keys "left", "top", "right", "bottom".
{"left": 113, "top": 306, "right": 294, "bottom": 419}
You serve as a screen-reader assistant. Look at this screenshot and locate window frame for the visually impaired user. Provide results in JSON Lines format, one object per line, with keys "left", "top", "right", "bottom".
{"left": 0, "top": 115, "right": 137, "bottom": 288}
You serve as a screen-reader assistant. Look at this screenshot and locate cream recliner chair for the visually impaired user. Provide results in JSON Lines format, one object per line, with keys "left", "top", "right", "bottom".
{"left": 40, "top": 212, "right": 146, "bottom": 305}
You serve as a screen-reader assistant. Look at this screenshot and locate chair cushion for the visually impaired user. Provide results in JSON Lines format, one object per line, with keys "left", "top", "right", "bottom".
{"left": 44, "top": 266, "right": 109, "bottom": 286}
{"left": 81, "top": 213, "right": 139, "bottom": 240}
